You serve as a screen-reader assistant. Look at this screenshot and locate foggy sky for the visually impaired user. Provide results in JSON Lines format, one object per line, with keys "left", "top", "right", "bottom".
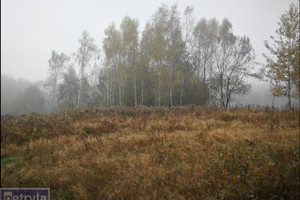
{"left": 1, "top": 0, "right": 295, "bottom": 82}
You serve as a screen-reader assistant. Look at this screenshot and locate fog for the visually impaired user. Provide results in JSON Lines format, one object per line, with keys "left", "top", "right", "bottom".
{"left": 1, "top": 0, "right": 299, "bottom": 114}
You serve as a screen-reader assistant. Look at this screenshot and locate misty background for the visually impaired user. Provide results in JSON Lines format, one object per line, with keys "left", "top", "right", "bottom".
{"left": 1, "top": 0, "right": 299, "bottom": 115}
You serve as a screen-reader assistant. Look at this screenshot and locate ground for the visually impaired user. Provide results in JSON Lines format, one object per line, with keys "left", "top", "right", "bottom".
{"left": 1, "top": 106, "right": 299, "bottom": 199}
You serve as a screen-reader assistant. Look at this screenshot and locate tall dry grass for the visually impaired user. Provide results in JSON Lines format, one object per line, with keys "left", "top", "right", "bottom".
{"left": 1, "top": 106, "right": 299, "bottom": 199}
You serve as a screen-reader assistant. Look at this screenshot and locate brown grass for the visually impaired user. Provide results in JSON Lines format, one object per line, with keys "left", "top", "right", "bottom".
{"left": 1, "top": 106, "right": 299, "bottom": 199}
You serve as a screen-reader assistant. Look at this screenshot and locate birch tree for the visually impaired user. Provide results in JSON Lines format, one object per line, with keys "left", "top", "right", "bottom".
{"left": 58, "top": 66, "right": 79, "bottom": 111}
{"left": 181, "top": 6, "right": 195, "bottom": 106}
{"left": 149, "top": 5, "right": 169, "bottom": 106}
{"left": 140, "top": 22, "right": 156, "bottom": 106}
{"left": 210, "top": 19, "right": 255, "bottom": 110}
{"left": 263, "top": 2, "right": 299, "bottom": 109}
{"left": 120, "top": 16, "right": 139, "bottom": 106}
{"left": 103, "top": 23, "right": 122, "bottom": 106}
{"left": 75, "top": 30, "right": 97, "bottom": 107}
{"left": 193, "top": 18, "right": 218, "bottom": 84}
{"left": 165, "top": 5, "right": 184, "bottom": 107}
{"left": 145, "top": 4, "right": 185, "bottom": 106}
{"left": 45, "top": 51, "right": 69, "bottom": 112}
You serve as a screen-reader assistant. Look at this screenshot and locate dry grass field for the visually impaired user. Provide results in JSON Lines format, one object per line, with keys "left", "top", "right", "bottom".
{"left": 1, "top": 106, "right": 299, "bottom": 199}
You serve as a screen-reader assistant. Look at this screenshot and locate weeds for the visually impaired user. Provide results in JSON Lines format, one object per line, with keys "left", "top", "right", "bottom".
{"left": 1, "top": 157, "right": 19, "bottom": 168}
{"left": 1, "top": 107, "right": 299, "bottom": 199}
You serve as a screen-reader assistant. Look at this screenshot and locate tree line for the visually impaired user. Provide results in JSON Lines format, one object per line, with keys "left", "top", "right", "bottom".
{"left": 41, "top": 2, "right": 299, "bottom": 112}
{"left": 1, "top": 75, "right": 45, "bottom": 115}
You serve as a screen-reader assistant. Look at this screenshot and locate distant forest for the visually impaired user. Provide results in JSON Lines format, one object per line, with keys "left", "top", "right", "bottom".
{"left": 1, "top": 3, "right": 299, "bottom": 115}
{"left": 1, "top": 75, "right": 45, "bottom": 114}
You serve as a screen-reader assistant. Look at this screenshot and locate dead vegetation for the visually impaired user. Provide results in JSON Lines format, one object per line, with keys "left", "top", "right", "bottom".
{"left": 1, "top": 106, "right": 299, "bottom": 199}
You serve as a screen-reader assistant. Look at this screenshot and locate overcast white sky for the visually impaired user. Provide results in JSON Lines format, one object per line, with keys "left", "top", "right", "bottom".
{"left": 1, "top": 0, "right": 296, "bottom": 82}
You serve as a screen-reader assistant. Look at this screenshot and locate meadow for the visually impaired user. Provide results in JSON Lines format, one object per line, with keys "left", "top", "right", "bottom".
{"left": 1, "top": 106, "right": 299, "bottom": 199}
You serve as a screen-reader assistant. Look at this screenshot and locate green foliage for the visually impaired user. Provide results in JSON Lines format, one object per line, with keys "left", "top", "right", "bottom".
{"left": 1, "top": 157, "right": 19, "bottom": 168}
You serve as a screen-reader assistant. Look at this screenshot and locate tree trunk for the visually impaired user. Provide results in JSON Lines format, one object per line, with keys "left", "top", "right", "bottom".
{"left": 78, "top": 79, "right": 82, "bottom": 107}
{"left": 112, "top": 81, "right": 115, "bottom": 106}
{"left": 134, "top": 77, "right": 137, "bottom": 107}
{"left": 141, "top": 81, "right": 144, "bottom": 105}
{"left": 287, "top": 77, "right": 291, "bottom": 110}
{"left": 225, "top": 79, "right": 231, "bottom": 110}
{"left": 220, "top": 74, "right": 224, "bottom": 109}
{"left": 203, "top": 56, "right": 206, "bottom": 84}
{"left": 169, "top": 88, "right": 172, "bottom": 107}
{"left": 118, "top": 84, "right": 122, "bottom": 106}
{"left": 180, "top": 64, "right": 184, "bottom": 106}
{"left": 158, "top": 76, "right": 161, "bottom": 107}
{"left": 106, "top": 79, "right": 109, "bottom": 106}
{"left": 169, "top": 67, "right": 173, "bottom": 107}
{"left": 158, "top": 61, "right": 161, "bottom": 107}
